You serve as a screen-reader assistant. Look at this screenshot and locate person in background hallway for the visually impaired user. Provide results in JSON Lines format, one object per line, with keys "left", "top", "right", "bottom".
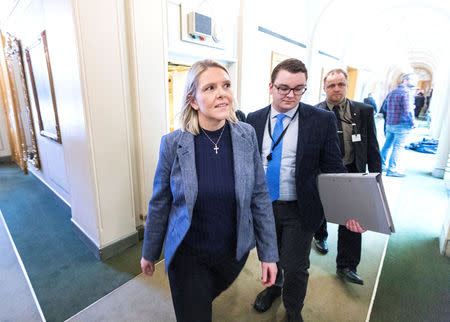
{"left": 247, "top": 58, "right": 346, "bottom": 322}
{"left": 313, "top": 69, "right": 381, "bottom": 285}
{"left": 424, "top": 88, "right": 433, "bottom": 123}
{"left": 140, "top": 59, "right": 278, "bottom": 322}
{"left": 414, "top": 91, "right": 425, "bottom": 118}
{"left": 379, "top": 97, "right": 388, "bottom": 135}
{"left": 380, "top": 73, "right": 416, "bottom": 178}
{"left": 425, "top": 88, "right": 433, "bottom": 111}
{"left": 363, "top": 92, "right": 377, "bottom": 112}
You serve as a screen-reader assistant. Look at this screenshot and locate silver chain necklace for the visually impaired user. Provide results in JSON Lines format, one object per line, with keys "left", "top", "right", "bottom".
{"left": 201, "top": 124, "right": 225, "bottom": 154}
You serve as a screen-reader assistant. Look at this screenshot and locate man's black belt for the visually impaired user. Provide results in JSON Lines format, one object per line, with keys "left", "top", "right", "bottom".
{"left": 273, "top": 200, "right": 297, "bottom": 205}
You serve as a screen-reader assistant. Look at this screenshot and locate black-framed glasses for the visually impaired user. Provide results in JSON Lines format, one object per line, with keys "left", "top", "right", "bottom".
{"left": 274, "top": 84, "right": 307, "bottom": 96}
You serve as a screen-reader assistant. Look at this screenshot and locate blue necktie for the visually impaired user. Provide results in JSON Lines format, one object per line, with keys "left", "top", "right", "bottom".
{"left": 266, "top": 114, "right": 286, "bottom": 202}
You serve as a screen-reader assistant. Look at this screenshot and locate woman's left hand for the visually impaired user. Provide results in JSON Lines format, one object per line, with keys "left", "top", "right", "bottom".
{"left": 261, "top": 262, "right": 278, "bottom": 287}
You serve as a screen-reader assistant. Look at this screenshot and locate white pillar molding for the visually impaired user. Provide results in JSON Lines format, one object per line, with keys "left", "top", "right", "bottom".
{"left": 432, "top": 119, "right": 449, "bottom": 178}
{"left": 238, "top": 0, "right": 254, "bottom": 111}
{"left": 432, "top": 80, "right": 450, "bottom": 178}
{"left": 71, "top": 0, "right": 138, "bottom": 257}
{"left": 436, "top": 75, "right": 450, "bottom": 256}
{"left": 440, "top": 155, "right": 450, "bottom": 256}
{"left": 126, "top": 0, "right": 169, "bottom": 221}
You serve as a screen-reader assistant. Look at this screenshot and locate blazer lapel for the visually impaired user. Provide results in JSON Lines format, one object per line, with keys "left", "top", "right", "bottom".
{"left": 349, "top": 100, "right": 361, "bottom": 133}
{"left": 176, "top": 131, "right": 197, "bottom": 219}
{"left": 230, "top": 123, "right": 249, "bottom": 213}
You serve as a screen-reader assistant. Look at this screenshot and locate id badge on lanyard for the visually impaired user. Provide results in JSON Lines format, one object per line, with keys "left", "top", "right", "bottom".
{"left": 351, "top": 123, "right": 361, "bottom": 142}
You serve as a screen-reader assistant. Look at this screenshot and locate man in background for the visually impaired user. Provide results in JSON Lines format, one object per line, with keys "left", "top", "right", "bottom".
{"left": 363, "top": 92, "right": 377, "bottom": 113}
{"left": 414, "top": 91, "right": 425, "bottom": 118}
{"left": 313, "top": 69, "right": 381, "bottom": 285}
{"left": 380, "top": 73, "right": 416, "bottom": 177}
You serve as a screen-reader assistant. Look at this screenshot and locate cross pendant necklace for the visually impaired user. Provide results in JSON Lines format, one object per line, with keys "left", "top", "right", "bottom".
{"left": 201, "top": 124, "right": 226, "bottom": 155}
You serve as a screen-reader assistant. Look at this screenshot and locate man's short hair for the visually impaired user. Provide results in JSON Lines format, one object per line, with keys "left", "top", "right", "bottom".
{"left": 401, "top": 73, "right": 414, "bottom": 83}
{"left": 323, "top": 68, "right": 348, "bottom": 84}
{"left": 271, "top": 58, "right": 308, "bottom": 83}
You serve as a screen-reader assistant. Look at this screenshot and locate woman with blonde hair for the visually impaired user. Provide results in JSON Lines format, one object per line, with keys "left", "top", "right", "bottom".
{"left": 140, "top": 59, "right": 278, "bottom": 322}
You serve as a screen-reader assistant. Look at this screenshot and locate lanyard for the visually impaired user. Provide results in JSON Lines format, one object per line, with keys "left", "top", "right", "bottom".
{"left": 334, "top": 108, "right": 357, "bottom": 135}
{"left": 266, "top": 108, "right": 299, "bottom": 161}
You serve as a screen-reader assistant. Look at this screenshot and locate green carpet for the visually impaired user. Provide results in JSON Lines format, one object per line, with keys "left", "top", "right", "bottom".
{"left": 370, "top": 130, "right": 450, "bottom": 321}
{"left": 0, "top": 163, "right": 142, "bottom": 322}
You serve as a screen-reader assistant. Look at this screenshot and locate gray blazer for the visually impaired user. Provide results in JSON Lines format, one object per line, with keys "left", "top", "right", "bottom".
{"left": 142, "top": 121, "right": 279, "bottom": 270}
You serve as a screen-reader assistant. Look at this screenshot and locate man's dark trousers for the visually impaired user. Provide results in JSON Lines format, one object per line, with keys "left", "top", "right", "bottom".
{"left": 272, "top": 201, "right": 314, "bottom": 317}
{"left": 314, "top": 162, "right": 361, "bottom": 271}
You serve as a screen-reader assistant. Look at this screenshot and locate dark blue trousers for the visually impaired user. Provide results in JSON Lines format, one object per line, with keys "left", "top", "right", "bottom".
{"left": 168, "top": 243, "right": 248, "bottom": 322}
{"left": 272, "top": 201, "right": 314, "bottom": 319}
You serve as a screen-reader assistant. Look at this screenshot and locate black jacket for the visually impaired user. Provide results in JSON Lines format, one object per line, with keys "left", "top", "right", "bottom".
{"left": 315, "top": 100, "right": 381, "bottom": 173}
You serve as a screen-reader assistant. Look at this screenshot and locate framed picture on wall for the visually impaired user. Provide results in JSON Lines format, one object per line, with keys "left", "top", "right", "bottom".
{"left": 25, "top": 30, "right": 62, "bottom": 143}
{"left": 269, "top": 51, "right": 290, "bottom": 103}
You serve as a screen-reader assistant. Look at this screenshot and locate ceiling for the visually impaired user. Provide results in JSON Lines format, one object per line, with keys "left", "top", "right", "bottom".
{"left": 2, "top": 0, "right": 448, "bottom": 83}
{"left": 0, "top": 0, "right": 19, "bottom": 27}
{"left": 314, "top": 0, "right": 450, "bottom": 80}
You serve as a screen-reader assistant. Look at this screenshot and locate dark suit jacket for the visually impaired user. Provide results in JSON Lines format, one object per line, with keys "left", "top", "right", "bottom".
{"left": 247, "top": 103, "right": 346, "bottom": 232}
{"left": 142, "top": 122, "right": 279, "bottom": 271}
{"left": 315, "top": 100, "right": 381, "bottom": 173}
{"left": 415, "top": 95, "right": 425, "bottom": 109}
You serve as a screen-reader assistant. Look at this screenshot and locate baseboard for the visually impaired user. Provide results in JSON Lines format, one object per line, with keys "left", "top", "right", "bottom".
{"left": 71, "top": 222, "right": 139, "bottom": 260}
{"left": 28, "top": 167, "right": 71, "bottom": 207}
{"left": 0, "top": 156, "right": 12, "bottom": 163}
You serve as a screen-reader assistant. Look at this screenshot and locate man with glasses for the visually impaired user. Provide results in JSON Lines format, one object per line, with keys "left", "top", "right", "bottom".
{"left": 247, "top": 59, "right": 346, "bottom": 321}
{"left": 313, "top": 69, "right": 381, "bottom": 285}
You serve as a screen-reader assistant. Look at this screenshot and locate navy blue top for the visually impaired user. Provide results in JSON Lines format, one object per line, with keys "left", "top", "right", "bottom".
{"left": 182, "top": 122, "right": 237, "bottom": 255}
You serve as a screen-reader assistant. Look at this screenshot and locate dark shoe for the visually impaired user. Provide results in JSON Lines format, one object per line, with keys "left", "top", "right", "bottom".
{"left": 253, "top": 285, "right": 281, "bottom": 313}
{"left": 314, "top": 238, "right": 328, "bottom": 254}
{"left": 386, "top": 171, "right": 406, "bottom": 177}
{"left": 337, "top": 268, "right": 364, "bottom": 285}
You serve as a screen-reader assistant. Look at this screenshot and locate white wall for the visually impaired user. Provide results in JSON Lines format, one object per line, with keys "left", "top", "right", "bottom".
{"left": 167, "top": 0, "right": 239, "bottom": 64}
{"left": 4, "top": 0, "right": 71, "bottom": 203}
{"left": 238, "top": 0, "right": 308, "bottom": 113}
{"left": 44, "top": 0, "right": 99, "bottom": 242}
{"left": 0, "top": 98, "right": 11, "bottom": 157}
{"left": 4, "top": 0, "right": 142, "bottom": 248}
{"left": 72, "top": 0, "right": 137, "bottom": 246}
{"left": 127, "top": 0, "right": 170, "bottom": 221}
{"left": 308, "top": 52, "right": 344, "bottom": 106}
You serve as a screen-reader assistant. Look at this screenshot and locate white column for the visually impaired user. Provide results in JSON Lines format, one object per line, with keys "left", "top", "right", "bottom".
{"left": 127, "top": 0, "right": 169, "bottom": 220}
{"left": 440, "top": 155, "right": 450, "bottom": 256}
{"left": 71, "top": 0, "right": 137, "bottom": 256}
{"left": 432, "top": 82, "right": 450, "bottom": 178}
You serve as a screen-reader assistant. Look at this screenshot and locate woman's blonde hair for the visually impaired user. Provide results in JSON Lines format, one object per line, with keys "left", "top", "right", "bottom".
{"left": 180, "top": 59, "right": 238, "bottom": 135}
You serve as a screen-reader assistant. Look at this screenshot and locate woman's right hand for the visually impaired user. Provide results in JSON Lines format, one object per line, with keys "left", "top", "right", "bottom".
{"left": 141, "top": 258, "right": 155, "bottom": 276}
